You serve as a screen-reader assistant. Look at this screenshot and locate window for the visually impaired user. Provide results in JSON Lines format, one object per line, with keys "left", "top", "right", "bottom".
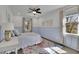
{"left": 63, "top": 14, "right": 79, "bottom": 35}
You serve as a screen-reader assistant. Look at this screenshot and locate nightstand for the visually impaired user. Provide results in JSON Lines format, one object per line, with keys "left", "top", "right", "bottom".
{"left": 0, "top": 37, "right": 19, "bottom": 54}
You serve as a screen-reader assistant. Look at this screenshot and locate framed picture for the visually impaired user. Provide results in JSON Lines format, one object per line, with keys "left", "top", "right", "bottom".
{"left": 22, "top": 17, "right": 32, "bottom": 32}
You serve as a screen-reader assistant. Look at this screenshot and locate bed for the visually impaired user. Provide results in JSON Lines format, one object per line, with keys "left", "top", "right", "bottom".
{"left": 12, "top": 27, "right": 42, "bottom": 48}
{"left": 17, "top": 32, "right": 43, "bottom": 48}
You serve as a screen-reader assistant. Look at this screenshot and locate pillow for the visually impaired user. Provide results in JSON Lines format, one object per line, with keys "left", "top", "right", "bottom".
{"left": 13, "top": 30, "right": 21, "bottom": 36}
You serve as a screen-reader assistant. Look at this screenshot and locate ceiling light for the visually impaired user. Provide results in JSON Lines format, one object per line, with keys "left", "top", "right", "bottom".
{"left": 33, "top": 11, "right": 36, "bottom": 14}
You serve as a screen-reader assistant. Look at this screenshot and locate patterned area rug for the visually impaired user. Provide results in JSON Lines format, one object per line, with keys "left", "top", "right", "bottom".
{"left": 23, "top": 38, "right": 55, "bottom": 54}
{"left": 21, "top": 38, "right": 78, "bottom": 54}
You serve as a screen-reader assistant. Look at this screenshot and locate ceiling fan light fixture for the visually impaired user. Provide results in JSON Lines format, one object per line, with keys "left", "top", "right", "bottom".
{"left": 33, "top": 11, "right": 36, "bottom": 14}
{"left": 32, "top": 11, "right": 37, "bottom": 15}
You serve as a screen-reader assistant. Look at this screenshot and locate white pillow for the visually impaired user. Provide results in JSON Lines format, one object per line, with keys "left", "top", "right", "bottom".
{"left": 13, "top": 29, "right": 21, "bottom": 36}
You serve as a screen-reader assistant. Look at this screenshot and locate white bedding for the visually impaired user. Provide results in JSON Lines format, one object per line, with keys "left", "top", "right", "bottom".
{"left": 18, "top": 32, "right": 42, "bottom": 48}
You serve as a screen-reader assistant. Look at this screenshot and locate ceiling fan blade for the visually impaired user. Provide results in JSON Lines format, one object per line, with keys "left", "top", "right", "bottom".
{"left": 28, "top": 11, "right": 33, "bottom": 13}
{"left": 36, "top": 8, "right": 40, "bottom": 11}
{"left": 29, "top": 8, "right": 34, "bottom": 11}
{"left": 37, "top": 12, "right": 41, "bottom": 14}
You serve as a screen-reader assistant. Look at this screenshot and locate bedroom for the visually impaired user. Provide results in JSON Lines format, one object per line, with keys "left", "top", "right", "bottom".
{"left": 0, "top": 5, "right": 79, "bottom": 54}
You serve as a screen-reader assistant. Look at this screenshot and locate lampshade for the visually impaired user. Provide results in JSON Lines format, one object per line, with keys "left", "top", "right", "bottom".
{"left": 3, "top": 22, "right": 14, "bottom": 30}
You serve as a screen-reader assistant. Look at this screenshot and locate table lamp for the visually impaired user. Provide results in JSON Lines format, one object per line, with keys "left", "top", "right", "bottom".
{"left": 3, "top": 22, "right": 14, "bottom": 41}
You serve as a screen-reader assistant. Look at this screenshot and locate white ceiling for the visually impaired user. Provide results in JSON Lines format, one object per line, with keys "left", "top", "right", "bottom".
{"left": 9, "top": 5, "right": 65, "bottom": 17}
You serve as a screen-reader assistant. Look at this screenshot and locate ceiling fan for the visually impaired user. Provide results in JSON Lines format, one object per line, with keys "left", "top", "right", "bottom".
{"left": 28, "top": 8, "right": 42, "bottom": 15}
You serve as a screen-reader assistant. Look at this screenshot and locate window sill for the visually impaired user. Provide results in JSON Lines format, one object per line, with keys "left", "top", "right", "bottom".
{"left": 64, "top": 33, "right": 79, "bottom": 36}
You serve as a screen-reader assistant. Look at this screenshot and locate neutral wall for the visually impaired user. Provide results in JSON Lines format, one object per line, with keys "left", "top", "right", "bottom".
{"left": 39, "top": 9, "right": 61, "bottom": 27}
{"left": 0, "top": 6, "right": 7, "bottom": 24}
{"left": 32, "top": 9, "right": 63, "bottom": 44}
